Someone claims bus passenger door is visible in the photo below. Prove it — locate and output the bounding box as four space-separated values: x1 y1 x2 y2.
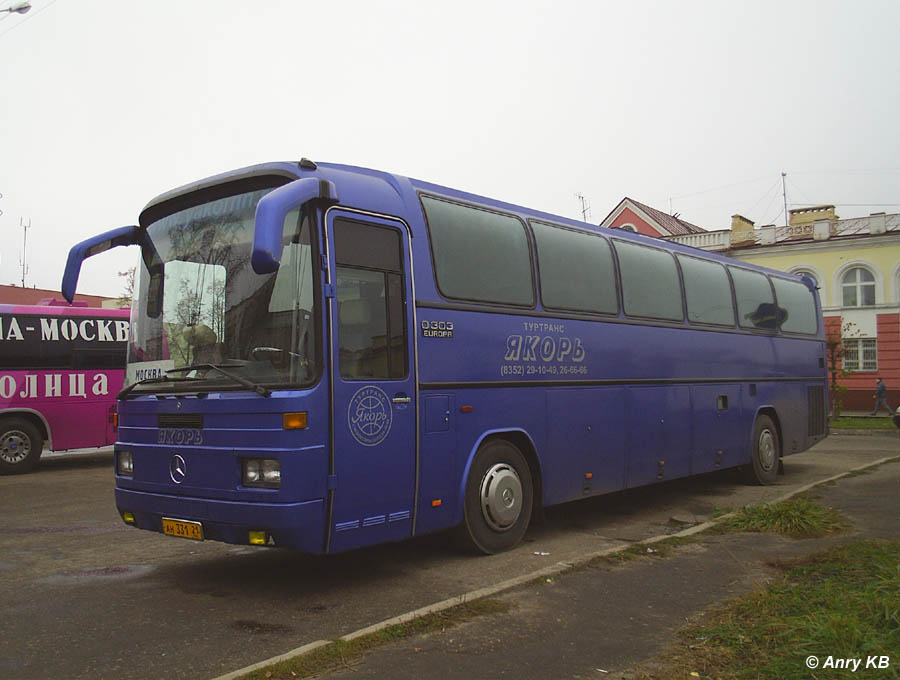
325 211 416 553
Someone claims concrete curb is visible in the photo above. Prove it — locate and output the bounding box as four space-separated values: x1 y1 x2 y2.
211 640 332 680
211 454 899 680
829 429 898 436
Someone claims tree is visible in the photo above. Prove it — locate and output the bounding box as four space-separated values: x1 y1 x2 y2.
116 267 135 307
825 320 859 416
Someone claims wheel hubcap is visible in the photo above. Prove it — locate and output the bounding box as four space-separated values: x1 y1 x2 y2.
758 429 776 472
0 431 31 464
480 463 522 532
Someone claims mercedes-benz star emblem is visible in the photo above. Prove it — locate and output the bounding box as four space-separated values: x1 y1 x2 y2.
169 454 187 484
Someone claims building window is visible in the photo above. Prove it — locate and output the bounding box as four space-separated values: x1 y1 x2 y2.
618 224 636 232
841 267 875 307
843 337 877 371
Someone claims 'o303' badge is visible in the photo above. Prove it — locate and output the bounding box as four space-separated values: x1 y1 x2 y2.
348 385 393 446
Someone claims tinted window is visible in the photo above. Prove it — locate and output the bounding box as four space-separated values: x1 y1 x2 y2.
614 240 683 321
772 278 818 334
677 255 735 326
422 196 533 306
0 313 128 370
532 221 617 314
334 220 407 381
335 218 401 271
729 267 779 330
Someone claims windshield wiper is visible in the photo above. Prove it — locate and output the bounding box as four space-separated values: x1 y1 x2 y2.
167 363 271 397
117 375 204 400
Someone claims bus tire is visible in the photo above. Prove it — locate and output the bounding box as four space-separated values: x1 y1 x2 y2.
0 417 43 475
745 414 780 485
460 439 533 554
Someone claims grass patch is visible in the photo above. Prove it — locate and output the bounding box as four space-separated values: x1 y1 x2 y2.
714 495 846 539
629 539 900 680
240 597 511 680
831 416 896 430
597 535 699 566
710 506 733 519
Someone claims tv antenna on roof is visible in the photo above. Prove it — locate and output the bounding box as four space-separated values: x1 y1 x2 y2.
575 192 591 223
19 217 30 288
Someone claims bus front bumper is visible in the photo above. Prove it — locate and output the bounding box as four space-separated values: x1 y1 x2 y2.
115 487 326 553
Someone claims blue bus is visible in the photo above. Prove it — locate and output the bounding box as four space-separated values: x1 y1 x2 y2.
63 160 828 554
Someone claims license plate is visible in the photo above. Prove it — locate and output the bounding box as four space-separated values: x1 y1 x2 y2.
162 517 204 541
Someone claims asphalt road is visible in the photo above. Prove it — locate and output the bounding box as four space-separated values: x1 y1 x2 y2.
1 434 896 680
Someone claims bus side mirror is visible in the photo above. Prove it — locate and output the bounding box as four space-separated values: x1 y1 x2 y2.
62 225 142 303
252 178 338 274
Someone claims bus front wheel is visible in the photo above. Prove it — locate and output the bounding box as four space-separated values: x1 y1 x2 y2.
745 414 780 485
0 417 43 475
460 439 533 554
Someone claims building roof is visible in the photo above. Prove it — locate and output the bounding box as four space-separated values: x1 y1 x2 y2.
0 285 117 307
600 197 706 236
665 210 900 253
625 197 706 235
738 212 900 249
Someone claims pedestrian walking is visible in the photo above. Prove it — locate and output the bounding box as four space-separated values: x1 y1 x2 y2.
871 377 892 415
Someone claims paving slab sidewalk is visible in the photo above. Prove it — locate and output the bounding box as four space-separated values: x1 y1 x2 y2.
317 458 900 680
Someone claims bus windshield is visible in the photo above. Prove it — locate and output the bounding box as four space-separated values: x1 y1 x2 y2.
126 187 319 393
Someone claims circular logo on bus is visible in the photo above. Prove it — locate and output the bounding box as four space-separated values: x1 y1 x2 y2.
348 385 393 447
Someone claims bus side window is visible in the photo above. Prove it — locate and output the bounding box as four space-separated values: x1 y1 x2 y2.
730 267 778 330
334 220 407 381
771 277 818 335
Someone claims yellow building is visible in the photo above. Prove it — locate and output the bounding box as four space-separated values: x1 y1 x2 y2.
666 207 900 412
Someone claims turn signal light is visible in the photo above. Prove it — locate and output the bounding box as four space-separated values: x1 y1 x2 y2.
249 531 267 545
283 412 307 430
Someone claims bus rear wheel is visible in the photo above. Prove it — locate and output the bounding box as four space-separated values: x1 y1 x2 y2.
0 417 43 475
745 414 780 485
460 439 533 554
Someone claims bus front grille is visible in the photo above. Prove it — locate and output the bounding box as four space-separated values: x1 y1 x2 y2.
158 414 203 429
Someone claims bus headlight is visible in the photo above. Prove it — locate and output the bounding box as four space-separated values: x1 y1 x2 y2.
117 450 133 477
243 458 281 488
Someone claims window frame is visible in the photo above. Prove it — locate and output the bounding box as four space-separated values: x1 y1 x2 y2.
419 193 537 309
333 218 409 382
841 266 876 308
843 337 878 372
611 238 686 323
728 265 781 332
529 219 620 317
675 253 737 328
770 275 820 336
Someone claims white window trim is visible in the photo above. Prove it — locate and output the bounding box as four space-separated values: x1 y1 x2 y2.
890 260 900 304
843 336 878 372
833 260 883 308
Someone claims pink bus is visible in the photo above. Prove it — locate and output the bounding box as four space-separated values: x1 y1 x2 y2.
0 301 129 474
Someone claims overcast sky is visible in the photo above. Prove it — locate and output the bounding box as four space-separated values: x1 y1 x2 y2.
1 0 898 297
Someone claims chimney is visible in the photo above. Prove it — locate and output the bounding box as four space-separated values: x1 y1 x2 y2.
870 212 887 235
789 205 838 226
731 214 755 243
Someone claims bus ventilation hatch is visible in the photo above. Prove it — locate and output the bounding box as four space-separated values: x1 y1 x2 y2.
807 386 825 437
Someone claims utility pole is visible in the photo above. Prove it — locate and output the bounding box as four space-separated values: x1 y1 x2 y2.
781 172 788 227
19 217 30 288
575 192 591 223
